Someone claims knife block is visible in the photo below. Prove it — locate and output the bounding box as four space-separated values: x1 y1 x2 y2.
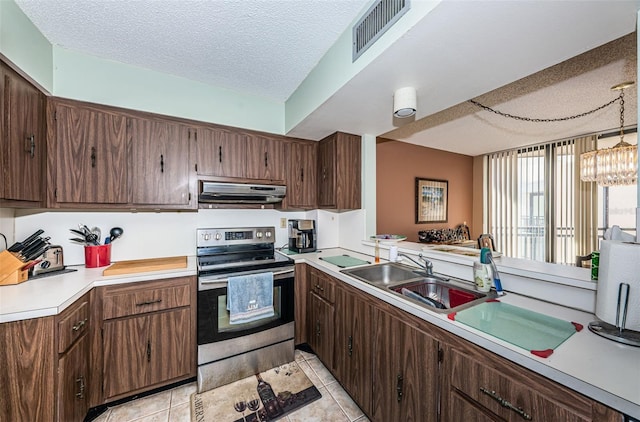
0 250 29 285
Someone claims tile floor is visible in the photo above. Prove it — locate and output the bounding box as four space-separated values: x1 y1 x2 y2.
93 349 369 422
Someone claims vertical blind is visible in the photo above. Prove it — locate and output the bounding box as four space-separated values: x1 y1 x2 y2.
486 135 597 264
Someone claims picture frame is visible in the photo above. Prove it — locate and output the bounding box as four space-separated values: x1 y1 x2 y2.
416 178 448 223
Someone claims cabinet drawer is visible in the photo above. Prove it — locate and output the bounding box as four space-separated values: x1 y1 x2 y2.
449 348 591 421
58 298 89 354
309 268 335 303
102 277 192 320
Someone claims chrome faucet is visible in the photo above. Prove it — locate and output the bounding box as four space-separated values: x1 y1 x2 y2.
397 253 449 281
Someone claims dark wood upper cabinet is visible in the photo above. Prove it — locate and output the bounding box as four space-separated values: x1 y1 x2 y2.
129 118 193 206
196 126 247 178
317 132 361 210
51 101 128 204
284 141 317 209
2 65 45 204
245 134 285 181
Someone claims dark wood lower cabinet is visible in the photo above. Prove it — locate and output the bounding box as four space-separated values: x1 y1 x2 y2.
334 284 372 415
102 308 192 399
58 334 90 422
0 316 56 422
371 307 439 422
308 291 335 370
99 276 196 402
295 265 624 422
440 331 623 422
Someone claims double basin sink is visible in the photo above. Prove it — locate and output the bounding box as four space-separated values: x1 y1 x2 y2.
341 262 497 313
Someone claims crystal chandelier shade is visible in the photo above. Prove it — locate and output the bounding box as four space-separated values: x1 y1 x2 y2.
579 82 637 187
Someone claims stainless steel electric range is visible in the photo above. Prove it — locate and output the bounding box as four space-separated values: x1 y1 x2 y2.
196 227 295 393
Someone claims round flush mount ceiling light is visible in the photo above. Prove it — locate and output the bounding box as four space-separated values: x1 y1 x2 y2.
393 87 417 118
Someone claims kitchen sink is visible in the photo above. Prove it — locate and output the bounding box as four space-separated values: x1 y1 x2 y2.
341 262 497 313
389 279 494 313
341 262 421 286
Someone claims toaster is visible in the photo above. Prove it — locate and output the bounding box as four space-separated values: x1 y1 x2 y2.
33 245 65 275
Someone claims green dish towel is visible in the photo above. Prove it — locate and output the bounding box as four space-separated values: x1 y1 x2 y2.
319 255 370 268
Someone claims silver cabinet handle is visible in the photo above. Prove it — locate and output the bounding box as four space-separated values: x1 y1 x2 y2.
25 134 35 158
136 298 162 307
72 319 87 331
480 387 532 420
75 376 85 399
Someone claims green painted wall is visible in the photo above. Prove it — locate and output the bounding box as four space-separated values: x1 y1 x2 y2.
53 47 285 134
0 0 53 91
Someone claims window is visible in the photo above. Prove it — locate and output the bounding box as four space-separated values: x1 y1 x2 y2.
485 132 636 265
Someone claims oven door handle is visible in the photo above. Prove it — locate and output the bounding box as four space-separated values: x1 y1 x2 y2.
199 267 295 287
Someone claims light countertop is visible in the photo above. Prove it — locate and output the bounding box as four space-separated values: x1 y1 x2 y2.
289 247 640 419
0 256 197 323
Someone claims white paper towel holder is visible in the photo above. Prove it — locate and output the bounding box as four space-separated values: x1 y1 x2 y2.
589 282 640 347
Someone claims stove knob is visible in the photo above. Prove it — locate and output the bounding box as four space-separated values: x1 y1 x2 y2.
215 232 222 240
265 231 272 238
203 233 211 241
256 231 263 239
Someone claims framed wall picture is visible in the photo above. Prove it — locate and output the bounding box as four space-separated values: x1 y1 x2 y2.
416 178 448 223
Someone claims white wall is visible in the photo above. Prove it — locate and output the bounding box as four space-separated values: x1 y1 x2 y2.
12 209 315 265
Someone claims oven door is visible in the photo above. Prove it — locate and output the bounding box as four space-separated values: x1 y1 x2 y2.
197 267 295 345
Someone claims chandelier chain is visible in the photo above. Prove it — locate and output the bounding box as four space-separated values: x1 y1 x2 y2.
468 95 621 123
619 89 625 142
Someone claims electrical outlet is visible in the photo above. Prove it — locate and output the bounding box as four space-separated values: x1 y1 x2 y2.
280 218 287 228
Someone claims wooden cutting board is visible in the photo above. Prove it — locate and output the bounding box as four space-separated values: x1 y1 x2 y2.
102 256 188 276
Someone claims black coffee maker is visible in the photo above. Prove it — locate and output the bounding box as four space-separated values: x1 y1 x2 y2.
288 219 317 253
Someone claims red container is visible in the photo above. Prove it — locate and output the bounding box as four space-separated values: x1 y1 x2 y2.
84 244 111 268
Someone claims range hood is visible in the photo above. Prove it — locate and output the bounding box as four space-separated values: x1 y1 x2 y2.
198 181 286 204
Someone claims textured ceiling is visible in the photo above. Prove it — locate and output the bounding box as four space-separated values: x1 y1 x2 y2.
383 32 638 156
14 0 370 101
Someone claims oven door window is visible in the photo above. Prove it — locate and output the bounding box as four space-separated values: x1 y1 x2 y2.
197 277 294 345
217 287 281 333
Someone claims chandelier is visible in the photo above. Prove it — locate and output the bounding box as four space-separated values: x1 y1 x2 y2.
579 82 637 186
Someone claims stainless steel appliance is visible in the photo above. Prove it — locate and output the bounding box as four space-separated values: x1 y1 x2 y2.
198 181 286 204
196 227 295 393
32 245 65 275
288 219 316 253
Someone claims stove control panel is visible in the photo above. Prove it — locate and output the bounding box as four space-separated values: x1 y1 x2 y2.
197 227 276 247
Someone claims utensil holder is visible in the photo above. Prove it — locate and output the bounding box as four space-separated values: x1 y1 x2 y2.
84 244 111 268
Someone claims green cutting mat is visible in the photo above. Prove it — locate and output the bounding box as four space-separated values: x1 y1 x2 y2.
452 301 580 356
319 255 371 268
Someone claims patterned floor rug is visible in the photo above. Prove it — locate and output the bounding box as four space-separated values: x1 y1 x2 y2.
191 361 321 421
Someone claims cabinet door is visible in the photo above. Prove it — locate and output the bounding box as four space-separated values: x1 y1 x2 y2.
58 334 90 422
308 291 335 370
334 286 372 414
102 309 194 400
4 70 44 202
102 316 150 399
196 126 247 177
317 135 336 207
372 308 439 422
54 102 128 203
130 118 191 205
147 308 193 386
0 317 55 422
286 142 317 208
246 135 284 181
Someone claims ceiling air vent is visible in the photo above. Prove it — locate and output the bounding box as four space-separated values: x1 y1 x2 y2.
352 0 410 62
